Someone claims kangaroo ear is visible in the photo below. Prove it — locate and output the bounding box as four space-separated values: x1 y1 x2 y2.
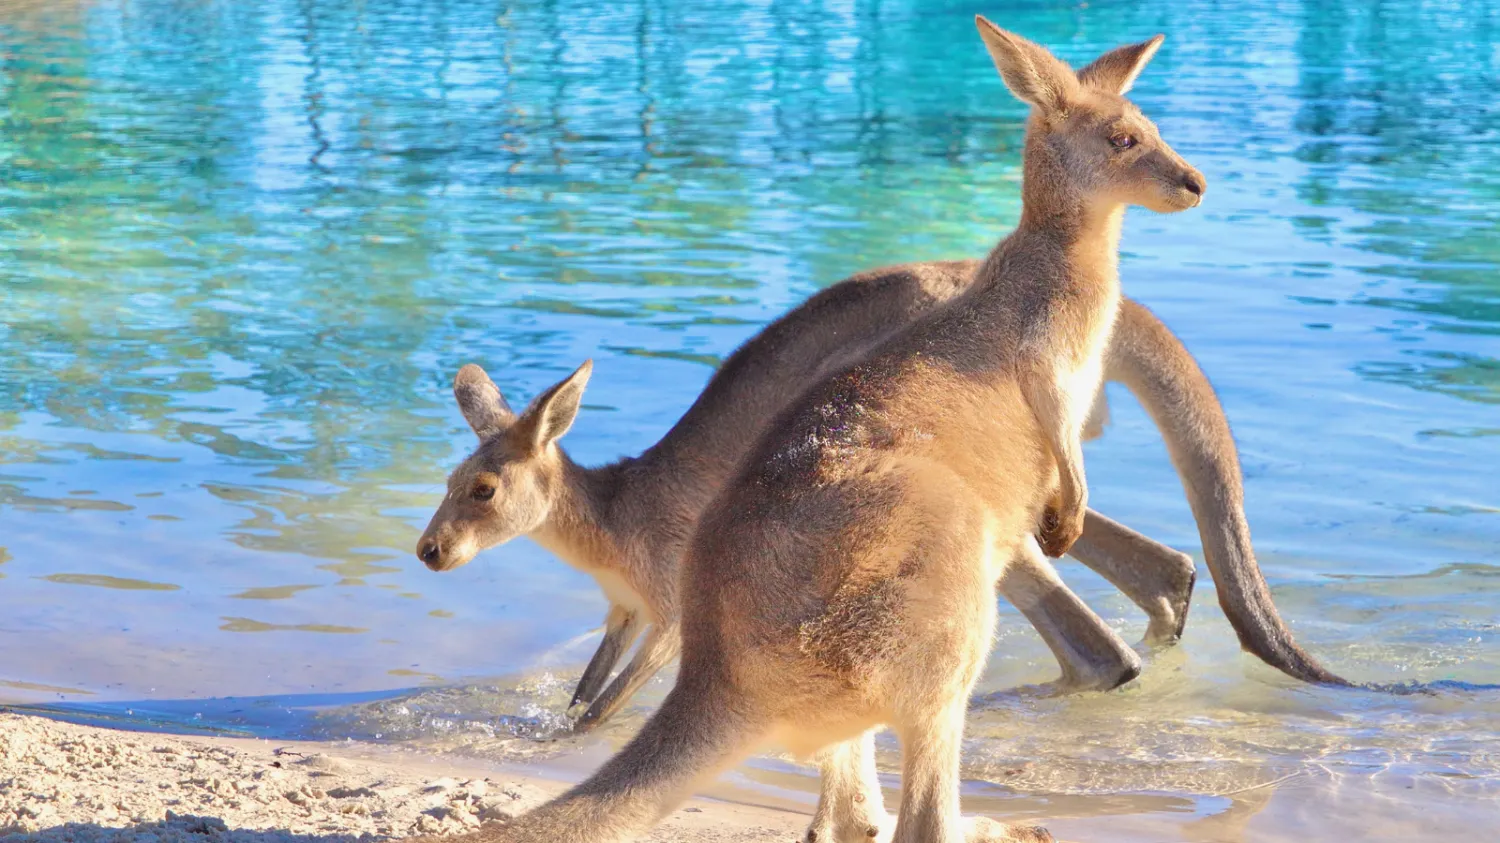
1077 35 1164 95
511 360 593 453
454 363 515 438
975 16 1079 115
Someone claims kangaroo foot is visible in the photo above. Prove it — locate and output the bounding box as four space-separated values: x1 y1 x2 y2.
1141 557 1196 648
1010 566 1144 696
1035 649 1142 696
964 816 1054 843
804 809 893 843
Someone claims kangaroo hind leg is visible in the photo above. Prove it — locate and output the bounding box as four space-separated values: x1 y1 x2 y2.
999 535 1141 692
805 729 892 843
888 698 1052 843
1069 509 1196 646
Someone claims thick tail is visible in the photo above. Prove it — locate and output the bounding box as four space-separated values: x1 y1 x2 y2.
1111 300 1351 686
465 668 759 843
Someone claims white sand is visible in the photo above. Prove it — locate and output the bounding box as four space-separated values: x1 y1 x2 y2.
0 712 801 842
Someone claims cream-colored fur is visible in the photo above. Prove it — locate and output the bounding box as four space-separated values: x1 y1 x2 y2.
416 19 1207 843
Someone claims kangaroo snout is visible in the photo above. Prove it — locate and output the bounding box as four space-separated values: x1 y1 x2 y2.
1151 157 1206 212
1181 169 1205 199
417 537 444 570
416 524 475 572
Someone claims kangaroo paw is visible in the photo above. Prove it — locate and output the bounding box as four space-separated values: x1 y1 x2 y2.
804 810 893 843
1035 505 1085 559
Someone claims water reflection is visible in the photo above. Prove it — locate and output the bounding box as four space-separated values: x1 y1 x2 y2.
38 573 181 591
218 617 368 635
1290 0 1500 405
228 584 320 600
0 680 93 696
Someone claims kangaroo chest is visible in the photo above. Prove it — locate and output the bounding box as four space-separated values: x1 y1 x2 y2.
532 529 659 621
1058 289 1120 425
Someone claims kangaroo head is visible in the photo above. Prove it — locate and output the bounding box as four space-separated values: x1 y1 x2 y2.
416 360 592 572
976 17 1204 215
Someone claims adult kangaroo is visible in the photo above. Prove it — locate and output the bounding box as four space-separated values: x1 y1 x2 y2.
420 20 1222 843
416 38 1343 729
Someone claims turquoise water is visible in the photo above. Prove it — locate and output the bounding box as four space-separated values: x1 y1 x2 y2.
1 0 1497 838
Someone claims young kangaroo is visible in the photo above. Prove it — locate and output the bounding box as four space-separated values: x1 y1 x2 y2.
422 20 1204 843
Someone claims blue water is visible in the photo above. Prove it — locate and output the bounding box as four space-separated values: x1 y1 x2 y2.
1 0 1497 838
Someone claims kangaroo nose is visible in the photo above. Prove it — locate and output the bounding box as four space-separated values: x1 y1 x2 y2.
1183 171 1205 197
418 539 442 568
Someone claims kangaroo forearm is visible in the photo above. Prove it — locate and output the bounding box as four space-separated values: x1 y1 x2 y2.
1019 369 1086 506
576 625 683 731
807 731 890 842
570 607 643 710
1020 365 1091 559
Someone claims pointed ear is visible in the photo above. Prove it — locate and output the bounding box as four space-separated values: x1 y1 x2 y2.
1077 35 1164 95
454 363 515 438
511 360 593 453
975 16 1079 115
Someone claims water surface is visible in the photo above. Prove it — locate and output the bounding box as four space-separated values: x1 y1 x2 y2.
1 0 1497 839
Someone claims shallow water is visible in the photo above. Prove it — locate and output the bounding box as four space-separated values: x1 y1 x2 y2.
1 0 1497 837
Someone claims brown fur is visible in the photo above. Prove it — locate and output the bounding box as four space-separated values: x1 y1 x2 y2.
418 20 1210 843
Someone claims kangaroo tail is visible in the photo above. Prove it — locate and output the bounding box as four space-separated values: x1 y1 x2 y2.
462 668 760 843
1113 305 1500 695
1111 300 1352 687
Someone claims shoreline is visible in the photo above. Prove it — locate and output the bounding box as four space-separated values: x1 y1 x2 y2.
6 705 1495 842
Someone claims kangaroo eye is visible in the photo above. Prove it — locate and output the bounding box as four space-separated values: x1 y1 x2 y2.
1109 133 1137 150
472 484 496 502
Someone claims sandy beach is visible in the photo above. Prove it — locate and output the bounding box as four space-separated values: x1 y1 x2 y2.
0 711 801 842
5 699 1499 843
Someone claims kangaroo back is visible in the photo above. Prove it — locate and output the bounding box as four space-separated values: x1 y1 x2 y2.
633 261 974 503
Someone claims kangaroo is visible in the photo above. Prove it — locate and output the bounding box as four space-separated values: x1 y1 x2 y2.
419 21 1204 843
421 290 1348 843
420 259 1349 718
